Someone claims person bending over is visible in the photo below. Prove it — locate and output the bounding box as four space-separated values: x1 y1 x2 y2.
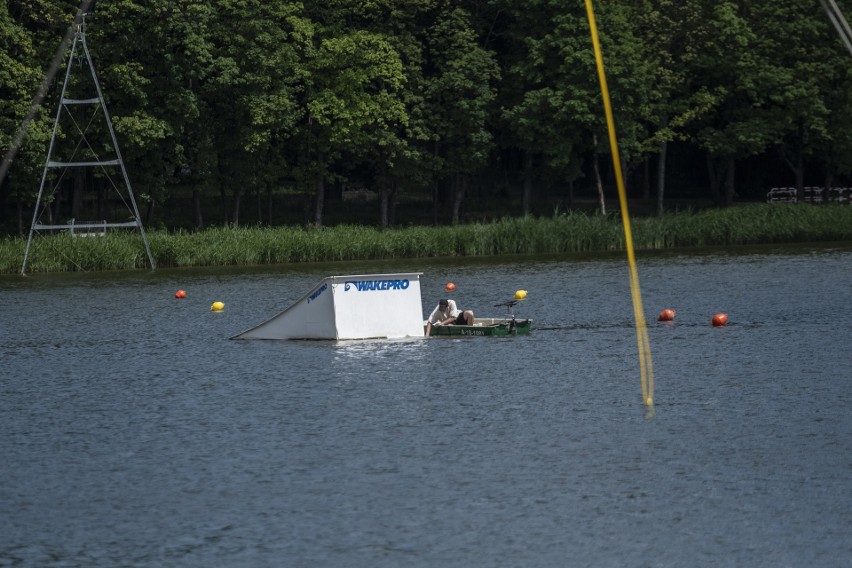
425 298 474 336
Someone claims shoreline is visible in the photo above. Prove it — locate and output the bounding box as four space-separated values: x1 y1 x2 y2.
2 204 851 274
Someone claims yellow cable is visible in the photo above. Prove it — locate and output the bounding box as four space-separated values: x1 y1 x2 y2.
585 0 655 407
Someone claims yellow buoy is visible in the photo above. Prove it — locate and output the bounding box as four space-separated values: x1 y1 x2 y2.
211 301 225 311
514 290 527 300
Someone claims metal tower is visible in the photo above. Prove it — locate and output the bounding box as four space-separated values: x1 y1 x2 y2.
21 15 155 274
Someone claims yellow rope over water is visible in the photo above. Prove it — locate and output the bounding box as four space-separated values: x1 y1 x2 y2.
585 0 655 407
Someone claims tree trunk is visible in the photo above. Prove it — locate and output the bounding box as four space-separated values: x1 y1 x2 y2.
432 141 440 225
432 181 439 225
192 188 204 230
643 157 651 201
621 156 631 197
256 188 262 224
522 151 533 215
314 170 325 227
656 140 667 217
378 160 390 228
380 187 390 228
53 182 63 222
145 198 156 226
567 179 574 208
17 197 24 235
71 169 84 220
218 181 229 226
266 182 273 224
706 154 722 207
778 123 806 202
592 134 606 215
793 153 804 201
389 181 398 226
97 178 106 220
451 174 466 225
824 168 834 204
724 158 736 207
231 191 241 228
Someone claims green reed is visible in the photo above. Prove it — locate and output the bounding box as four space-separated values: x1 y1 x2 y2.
2 204 850 274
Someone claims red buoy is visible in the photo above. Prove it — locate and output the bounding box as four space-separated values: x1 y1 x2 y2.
445 282 456 291
712 313 728 327
175 289 187 299
658 309 676 322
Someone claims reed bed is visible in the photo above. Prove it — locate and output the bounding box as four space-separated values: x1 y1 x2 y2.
2 203 850 274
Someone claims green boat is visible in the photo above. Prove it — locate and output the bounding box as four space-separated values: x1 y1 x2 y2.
426 317 532 337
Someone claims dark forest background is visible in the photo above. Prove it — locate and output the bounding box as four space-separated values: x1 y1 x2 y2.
2 0 852 234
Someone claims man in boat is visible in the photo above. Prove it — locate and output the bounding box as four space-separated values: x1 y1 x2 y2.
425 298 474 336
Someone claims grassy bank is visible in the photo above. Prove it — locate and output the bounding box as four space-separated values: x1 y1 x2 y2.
2 204 851 274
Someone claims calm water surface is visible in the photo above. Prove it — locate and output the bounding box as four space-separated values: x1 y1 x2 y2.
1 245 851 567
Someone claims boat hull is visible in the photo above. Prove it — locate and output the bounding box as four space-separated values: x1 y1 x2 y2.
426 318 532 337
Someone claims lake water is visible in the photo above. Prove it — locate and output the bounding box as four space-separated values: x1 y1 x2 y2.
1 244 851 567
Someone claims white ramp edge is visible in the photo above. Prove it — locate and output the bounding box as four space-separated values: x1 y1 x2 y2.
231 273 424 340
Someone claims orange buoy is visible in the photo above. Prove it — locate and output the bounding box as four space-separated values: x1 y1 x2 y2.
175 289 186 299
712 313 728 327
445 282 456 291
658 309 676 322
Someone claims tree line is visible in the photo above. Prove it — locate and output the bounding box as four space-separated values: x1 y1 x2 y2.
2 0 852 234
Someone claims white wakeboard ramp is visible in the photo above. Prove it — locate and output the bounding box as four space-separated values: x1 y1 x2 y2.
231 273 424 340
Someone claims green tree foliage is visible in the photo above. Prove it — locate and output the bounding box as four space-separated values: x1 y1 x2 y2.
631 0 724 213
494 0 596 214
3 0 852 234
0 1 74 232
423 1 499 224
202 0 305 227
